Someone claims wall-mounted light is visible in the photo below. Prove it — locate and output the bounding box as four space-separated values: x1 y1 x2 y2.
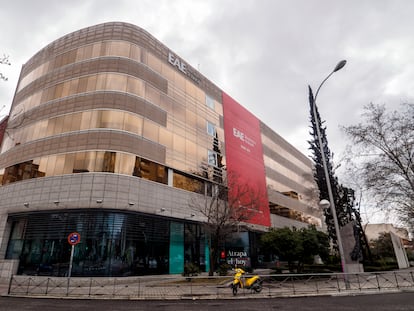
128 202 135 206
160 208 166 212
53 200 60 205
190 213 195 217
23 202 29 208
96 199 103 204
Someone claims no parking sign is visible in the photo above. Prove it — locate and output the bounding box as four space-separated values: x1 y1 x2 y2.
67 232 81 245
67 232 81 279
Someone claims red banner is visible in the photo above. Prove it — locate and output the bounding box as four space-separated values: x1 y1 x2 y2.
222 92 270 226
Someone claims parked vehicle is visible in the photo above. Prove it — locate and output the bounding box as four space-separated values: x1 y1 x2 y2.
231 267 263 295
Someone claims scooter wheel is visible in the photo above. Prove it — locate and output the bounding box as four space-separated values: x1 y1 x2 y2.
253 281 263 293
232 284 238 296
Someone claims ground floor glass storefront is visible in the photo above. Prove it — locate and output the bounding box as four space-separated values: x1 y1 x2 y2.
5 210 208 277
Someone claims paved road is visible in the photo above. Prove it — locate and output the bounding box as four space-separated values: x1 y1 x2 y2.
0 292 413 311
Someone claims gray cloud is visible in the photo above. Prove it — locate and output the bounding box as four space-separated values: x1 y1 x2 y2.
1 1 413 220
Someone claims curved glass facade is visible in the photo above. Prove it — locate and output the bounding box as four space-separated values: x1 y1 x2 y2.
1 152 169 185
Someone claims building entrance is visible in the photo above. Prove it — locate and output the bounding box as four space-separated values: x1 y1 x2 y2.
5 210 207 277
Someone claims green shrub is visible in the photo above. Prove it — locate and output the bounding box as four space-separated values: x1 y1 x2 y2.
218 263 232 276
182 263 199 277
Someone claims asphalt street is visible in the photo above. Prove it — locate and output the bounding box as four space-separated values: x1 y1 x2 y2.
0 292 413 311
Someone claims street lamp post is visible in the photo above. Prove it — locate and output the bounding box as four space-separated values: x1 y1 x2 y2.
308 60 348 280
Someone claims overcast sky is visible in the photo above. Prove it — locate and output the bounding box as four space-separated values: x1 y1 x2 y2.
1 0 413 223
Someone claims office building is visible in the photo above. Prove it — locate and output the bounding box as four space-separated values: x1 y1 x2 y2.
0 22 322 279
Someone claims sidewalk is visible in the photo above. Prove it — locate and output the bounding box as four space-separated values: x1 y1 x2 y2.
0 283 9 296
2 268 414 300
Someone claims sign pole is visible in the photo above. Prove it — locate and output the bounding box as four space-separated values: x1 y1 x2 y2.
66 232 81 296
68 244 75 278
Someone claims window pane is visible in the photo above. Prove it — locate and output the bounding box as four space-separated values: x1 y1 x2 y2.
77 76 88 93
185 81 196 97
101 110 124 129
85 151 97 173
207 150 217 167
186 110 197 129
62 114 74 133
36 121 48 139
53 83 63 99
96 73 107 90
143 119 159 142
61 81 71 97
73 152 88 173
80 111 93 130
71 113 81 131
69 79 79 96
95 151 105 172
38 157 48 176
46 155 56 176
207 121 215 136
147 53 162 73
109 41 131 58
92 42 102 58
124 113 142 135
173 171 204 194
54 154 65 175
206 95 215 110
86 75 97 92
126 77 144 96
161 63 175 83
130 44 141 62
83 44 93 60
106 74 127 92
174 72 185 90
63 153 75 174
173 134 185 153
115 153 134 175
145 84 161 106
158 127 172 148
186 140 197 160
102 151 116 173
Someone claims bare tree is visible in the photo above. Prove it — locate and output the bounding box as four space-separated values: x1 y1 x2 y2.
190 172 264 276
342 103 414 230
1 54 11 81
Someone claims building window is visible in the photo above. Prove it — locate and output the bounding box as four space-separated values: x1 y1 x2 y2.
206 121 216 136
206 95 215 110
173 171 204 194
0 152 168 186
207 150 218 167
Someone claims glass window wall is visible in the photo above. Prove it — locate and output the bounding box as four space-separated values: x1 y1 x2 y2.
173 171 204 194
0 151 168 185
2 110 146 153
269 203 322 227
17 40 142 92
8 46 225 199
11 73 145 119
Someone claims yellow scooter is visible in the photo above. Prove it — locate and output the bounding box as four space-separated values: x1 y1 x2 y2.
231 267 263 295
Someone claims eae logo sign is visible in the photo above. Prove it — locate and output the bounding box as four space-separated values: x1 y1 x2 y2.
222 92 271 227
168 52 201 84
168 52 187 74
232 127 256 153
